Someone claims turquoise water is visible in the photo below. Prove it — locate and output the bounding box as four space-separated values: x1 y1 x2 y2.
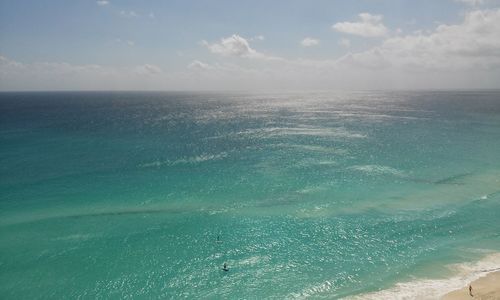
1 91 500 299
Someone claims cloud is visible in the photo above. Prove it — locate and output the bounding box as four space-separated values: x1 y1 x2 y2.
333 13 388 37
96 0 109 6
188 60 212 70
337 49 390 70
342 8 500 70
0 55 165 90
113 38 135 46
120 10 139 18
135 64 162 75
338 38 351 48
250 35 265 41
202 34 260 57
455 0 486 5
202 34 284 61
301 38 320 47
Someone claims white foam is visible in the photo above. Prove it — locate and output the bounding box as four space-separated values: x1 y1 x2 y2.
290 159 337 169
348 165 405 177
296 185 329 194
289 280 335 299
345 252 500 300
282 143 348 155
139 152 228 168
236 255 270 267
236 126 367 139
52 234 96 241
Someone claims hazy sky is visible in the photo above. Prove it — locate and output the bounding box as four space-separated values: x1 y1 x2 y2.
1 0 500 91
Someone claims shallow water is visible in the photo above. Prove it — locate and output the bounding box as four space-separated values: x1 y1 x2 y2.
1 91 500 298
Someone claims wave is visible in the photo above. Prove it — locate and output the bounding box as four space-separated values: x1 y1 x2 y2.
52 234 97 241
273 126 367 139
337 112 428 121
345 252 500 300
274 143 348 155
236 255 271 267
139 152 228 168
296 185 329 194
348 165 405 177
289 280 336 299
205 126 367 141
292 159 339 170
225 126 367 139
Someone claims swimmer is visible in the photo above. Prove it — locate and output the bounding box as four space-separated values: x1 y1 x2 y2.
222 263 229 272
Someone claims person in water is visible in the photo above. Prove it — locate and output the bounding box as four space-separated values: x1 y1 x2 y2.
222 263 229 271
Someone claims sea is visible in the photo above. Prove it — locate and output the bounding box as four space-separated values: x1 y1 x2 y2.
1 91 499 299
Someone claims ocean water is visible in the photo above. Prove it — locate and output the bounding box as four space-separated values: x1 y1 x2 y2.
1 91 499 299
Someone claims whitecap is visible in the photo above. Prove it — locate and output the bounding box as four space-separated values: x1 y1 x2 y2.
52 234 96 241
139 152 228 168
236 255 271 267
296 185 328 194
289 280 336 299
348 165 405 177
234 126 367 139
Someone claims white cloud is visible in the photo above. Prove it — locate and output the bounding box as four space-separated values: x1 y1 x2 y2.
333 13 388 37
120 10 139 18
0 55 166 90
188 60 212 70
202 34 285 61
301 38 320 47
135 64 162 75
113 38 135 47
338 38 351 48
202 34 259 57
337 49 390 70
96 0 109 6
342 8 500 70
250 35 265 41
455 0 486 6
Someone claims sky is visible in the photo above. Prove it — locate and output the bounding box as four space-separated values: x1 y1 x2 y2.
1 0 500 91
